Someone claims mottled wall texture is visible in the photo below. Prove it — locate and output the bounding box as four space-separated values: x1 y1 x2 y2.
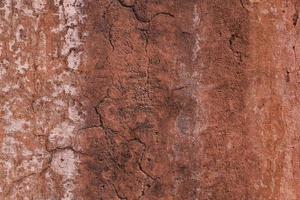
0 0 299 199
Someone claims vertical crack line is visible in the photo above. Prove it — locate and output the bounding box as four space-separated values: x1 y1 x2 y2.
239 0 249 12
240 0 245 9
285 68 290 82
229 33 243 63
293 1 299 27
293 12 299 26
293 45 297 70
108 26 115 51
137 140 156 181
103 1 115 51
111 182 128 200
94 91 110 130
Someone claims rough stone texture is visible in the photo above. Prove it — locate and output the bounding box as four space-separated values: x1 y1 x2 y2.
0 0 299 199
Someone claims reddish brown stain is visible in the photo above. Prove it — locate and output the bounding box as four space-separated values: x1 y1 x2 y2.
1 0 300 199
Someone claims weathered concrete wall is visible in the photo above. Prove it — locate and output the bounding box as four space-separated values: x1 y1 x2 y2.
0 0 299 199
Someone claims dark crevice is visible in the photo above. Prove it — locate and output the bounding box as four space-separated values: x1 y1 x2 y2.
292 45 300 73
128 138 157 199
293 45 297 65
293 12 298 26
111 182 128 200
285 68 290 82
103 1 115 51
116 0 174 23
108 26 115 50
172 86 188 91
134 139 156 181
117 0 136 8
150 12 175 21
229 33 243 63
78 125 101 131
239 0 250 12
239 0 245 9
46 144 90 156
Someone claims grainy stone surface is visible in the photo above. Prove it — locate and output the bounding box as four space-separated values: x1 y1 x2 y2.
0 0 299 199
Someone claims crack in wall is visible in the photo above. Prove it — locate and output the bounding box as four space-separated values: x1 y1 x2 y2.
116 0 174 23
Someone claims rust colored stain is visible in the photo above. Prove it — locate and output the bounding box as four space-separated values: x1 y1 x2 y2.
0 0 299 199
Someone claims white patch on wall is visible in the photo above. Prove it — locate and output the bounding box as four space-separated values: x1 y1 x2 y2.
48 122 75 148
54 99 66 107
51 150 78 200
1 136 18 156
32 0 47 13
51 5 65 33
1 136 17 182
175 61 208 138
9 40 15 52
51 150 77 178
1 0 12 21
36 31 47 70
67 50 82 70
68 104 83 123
193 5 200 28
14 0 33 17
62 27 82 70
193 34 201 61
15 57 29 74
1 83 20 92
0 64 7 79
0 0 85 198
192 5 201 61
5 119 31 133
52 83 77 97
63 0 85 25
1 137 47 185
275 22 285 32
45 171 56 196
260 9 269 15
2 103 31 134
15 24 24 42
19 153 45 173
54 0 86 70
